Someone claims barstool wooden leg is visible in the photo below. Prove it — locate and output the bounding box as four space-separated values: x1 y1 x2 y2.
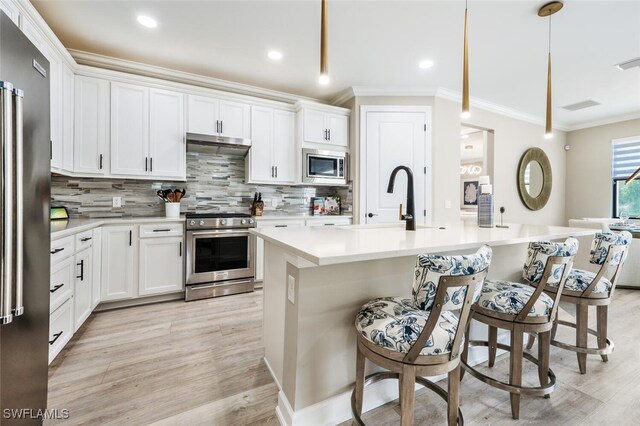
597 305 609 362
399 365 416 426
526 333 536 350
538 331 550 399
576 303 589 374
398 372 403 408
354 345 366 416
448 365 460 426
509 326 524 420
488 326 498 368
551 318 558 341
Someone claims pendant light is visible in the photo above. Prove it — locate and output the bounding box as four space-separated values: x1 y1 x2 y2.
319 0 329 85
461 0 470 119
538 1 563 139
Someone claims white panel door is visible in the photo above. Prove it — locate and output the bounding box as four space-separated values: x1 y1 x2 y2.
139 237 184 296
364 111 428 224
91 228 102 309
101 226 137 301
74 76 109 174
273 110 295 183
219 99 250 139
149 88 185 179
61 65 74 172
46 49 62 169
326 114 349 147
111 82 149 176
303 109 327 144
248 106 274 182
74 247 93 331
187 95 218 134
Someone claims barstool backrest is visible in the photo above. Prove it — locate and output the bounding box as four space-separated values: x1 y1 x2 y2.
589 231 632 266
522 238 579 285
413 245 492 312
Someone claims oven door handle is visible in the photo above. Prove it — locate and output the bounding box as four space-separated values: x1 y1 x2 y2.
189 230 253 237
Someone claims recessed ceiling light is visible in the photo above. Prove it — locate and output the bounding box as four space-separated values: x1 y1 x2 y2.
137 15 157 28
268 50 283 61
465 145 474 150
318 74 330 85
418 60 434 69
461 134 469 139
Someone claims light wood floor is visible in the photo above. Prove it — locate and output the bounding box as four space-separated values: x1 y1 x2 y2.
46 289 640 425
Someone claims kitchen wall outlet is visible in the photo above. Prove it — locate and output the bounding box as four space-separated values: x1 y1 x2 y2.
445 199 452 209
287 275 295 304
112 197 122 208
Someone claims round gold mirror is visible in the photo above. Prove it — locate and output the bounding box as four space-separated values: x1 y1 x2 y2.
518 148 552 211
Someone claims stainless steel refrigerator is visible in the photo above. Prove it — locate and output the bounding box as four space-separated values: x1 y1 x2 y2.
1 10 51 425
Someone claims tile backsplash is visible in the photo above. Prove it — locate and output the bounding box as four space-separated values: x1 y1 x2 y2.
51 151 352 218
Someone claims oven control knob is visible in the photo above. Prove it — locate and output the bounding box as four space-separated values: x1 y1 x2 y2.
220 219 227 225
241 219 247 225
189 220 196 226
249 219 254 224
199 220 205 226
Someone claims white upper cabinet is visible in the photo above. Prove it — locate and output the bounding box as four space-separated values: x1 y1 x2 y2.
149 88 185 179
187 95 250 139
246 106 295 184
74 76 109 174
298 104 350 148
46 48 62 169
0 0 20 25
110 82 150 176
61 65 74 172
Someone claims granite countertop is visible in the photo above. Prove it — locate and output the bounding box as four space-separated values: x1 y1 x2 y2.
251 222 596 266
51 216 185 239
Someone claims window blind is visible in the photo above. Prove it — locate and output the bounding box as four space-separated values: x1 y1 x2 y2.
612 138 640 179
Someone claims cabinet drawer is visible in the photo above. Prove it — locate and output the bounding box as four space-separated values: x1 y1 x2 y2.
50 235 74 265
50 256 74 313
75 230 94 251
306 218 352 227
256 219 306 229
139 223 184 238
49 298 73 364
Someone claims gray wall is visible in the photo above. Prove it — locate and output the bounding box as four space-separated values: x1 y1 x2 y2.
565 118 640 220
52 151 351 218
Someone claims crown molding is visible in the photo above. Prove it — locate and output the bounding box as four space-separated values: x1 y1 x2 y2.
564 111 640 132
68 49 323 105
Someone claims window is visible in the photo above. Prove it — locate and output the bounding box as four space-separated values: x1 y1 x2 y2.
612 137 640 219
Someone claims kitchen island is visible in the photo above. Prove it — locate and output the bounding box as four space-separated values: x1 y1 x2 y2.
252 222 596 426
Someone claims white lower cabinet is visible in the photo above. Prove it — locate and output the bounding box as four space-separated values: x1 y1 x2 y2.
50 256 74 313
101 226 138 301
91 228 102 309
48 298 73 364
139 236 184 296
74 247 93 332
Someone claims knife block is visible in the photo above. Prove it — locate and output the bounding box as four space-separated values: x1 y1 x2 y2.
251 201 264 216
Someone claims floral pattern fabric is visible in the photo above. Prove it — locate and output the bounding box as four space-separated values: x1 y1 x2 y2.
589 231 632 266
551 268 612 294
478 280 554 317
522 238 578 285
413 245 492 311
355 297 460 355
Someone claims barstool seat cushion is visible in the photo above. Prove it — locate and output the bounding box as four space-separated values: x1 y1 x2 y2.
477 280 554 317
356 297 460 356
555 268 612 294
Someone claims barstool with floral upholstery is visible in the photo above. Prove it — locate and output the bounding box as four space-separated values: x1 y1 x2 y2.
351 246 492 426
460 238 578 420
534 231 632 374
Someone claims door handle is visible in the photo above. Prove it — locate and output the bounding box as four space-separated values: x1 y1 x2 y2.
0 82 14 324
328 129 331 141
49 331 63 345
99 153 103 170
13 87 24 317
77 260 84 281
150 157 153 172
129 230 132 246
145 157 148 172
50 248 64 255
367 213 378 218
50 284 64 293
220 121 223 134
179 241 182 257
275 166 278 178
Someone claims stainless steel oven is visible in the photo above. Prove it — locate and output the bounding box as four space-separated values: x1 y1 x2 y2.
302 148 348 185
185 213 256 301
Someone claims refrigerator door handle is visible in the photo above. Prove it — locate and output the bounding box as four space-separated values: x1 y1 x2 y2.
12 88 24 317
0 81 14 325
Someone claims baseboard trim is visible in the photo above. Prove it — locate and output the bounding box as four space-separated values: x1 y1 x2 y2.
263 357 282 391
94 292 184 311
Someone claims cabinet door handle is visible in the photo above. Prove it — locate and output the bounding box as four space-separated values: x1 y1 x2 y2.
179 242 182 257
99 154 103 170
275 225 287 228
323 223 335 226
129 230 132 246
220 121 223 134
49 331 63 345
145 157 148 172
275 166 278 178
50 140 52 160
50 284 64 293
271 166 274 178
216 120 220 133
77 260 84 281
328 129 331 141
150 157 153 172
50 248 64 255
152 229 171 232
80 237 92 242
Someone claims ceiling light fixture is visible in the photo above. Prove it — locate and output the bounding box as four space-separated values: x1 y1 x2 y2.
538 1 563 140
419 60 434 69
461 0 470 119
319 0 329 85
137 15 157 28
461 134 469 139
268 50 283 61
465 145 474 150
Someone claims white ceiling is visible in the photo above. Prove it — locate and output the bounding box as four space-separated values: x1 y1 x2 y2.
32 0 640 128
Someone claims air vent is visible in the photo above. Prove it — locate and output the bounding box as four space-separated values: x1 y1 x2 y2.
616 57 640 71
561 99 601 111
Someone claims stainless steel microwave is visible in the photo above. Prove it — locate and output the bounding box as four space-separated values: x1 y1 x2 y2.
302 149 348 185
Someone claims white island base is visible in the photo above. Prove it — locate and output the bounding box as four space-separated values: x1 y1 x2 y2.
254 223 595 426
